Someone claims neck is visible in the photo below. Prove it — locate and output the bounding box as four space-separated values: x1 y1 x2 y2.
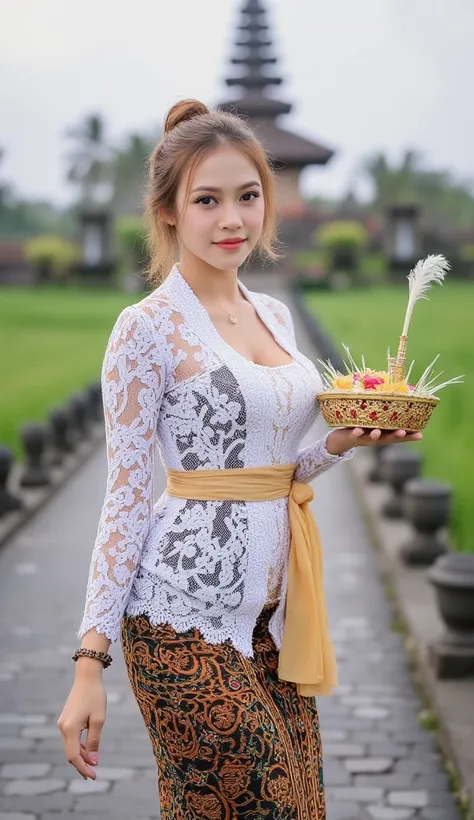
178 252 240 304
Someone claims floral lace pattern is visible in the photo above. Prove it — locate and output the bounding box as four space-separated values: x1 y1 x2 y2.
78 266 354 653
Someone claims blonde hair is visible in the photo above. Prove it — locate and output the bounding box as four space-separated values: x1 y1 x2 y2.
145 98 280 284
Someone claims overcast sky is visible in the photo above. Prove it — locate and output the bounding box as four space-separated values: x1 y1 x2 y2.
1 0 472 205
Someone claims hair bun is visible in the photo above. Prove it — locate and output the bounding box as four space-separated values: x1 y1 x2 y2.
164 99 210 136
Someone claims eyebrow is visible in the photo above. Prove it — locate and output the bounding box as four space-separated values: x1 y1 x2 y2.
191 181 261 194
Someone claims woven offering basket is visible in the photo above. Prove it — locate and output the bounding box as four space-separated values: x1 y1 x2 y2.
315 256 462 432
317 391 439 432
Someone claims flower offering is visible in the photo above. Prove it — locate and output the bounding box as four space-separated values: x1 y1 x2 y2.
316 255 464 432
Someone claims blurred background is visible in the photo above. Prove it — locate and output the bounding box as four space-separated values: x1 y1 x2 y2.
1 4 474 816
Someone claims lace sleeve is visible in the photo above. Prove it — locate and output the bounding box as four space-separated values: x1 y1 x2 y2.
77 306 165 642
295 430 355 483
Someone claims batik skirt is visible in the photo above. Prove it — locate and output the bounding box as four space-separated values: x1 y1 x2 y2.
121 604 325 820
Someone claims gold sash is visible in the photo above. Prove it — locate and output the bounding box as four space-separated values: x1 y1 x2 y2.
166 465 337 696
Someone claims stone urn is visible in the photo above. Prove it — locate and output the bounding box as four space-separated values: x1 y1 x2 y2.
0 446 23 516
400 479 450 566
380 448 422 518
428 553 474 679
367 446 386 483
19 423 51 488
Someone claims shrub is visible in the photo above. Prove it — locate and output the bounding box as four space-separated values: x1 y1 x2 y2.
459 243 474 262
316 220 369 273
116 216 149 270
24 235 80 280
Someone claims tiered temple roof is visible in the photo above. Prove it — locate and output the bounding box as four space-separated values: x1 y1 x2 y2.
218 0 333 169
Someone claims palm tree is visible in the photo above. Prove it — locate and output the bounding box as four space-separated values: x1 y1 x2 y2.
110 132 156 216
361 149 423 208
65 114 113 205
361 149 474 232
0 146 10 214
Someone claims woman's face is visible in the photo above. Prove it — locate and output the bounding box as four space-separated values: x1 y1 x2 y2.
174 144 265 272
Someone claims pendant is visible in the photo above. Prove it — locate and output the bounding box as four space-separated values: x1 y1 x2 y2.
229 314 237 325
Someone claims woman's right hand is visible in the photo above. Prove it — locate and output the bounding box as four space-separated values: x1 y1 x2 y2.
57 672 107 780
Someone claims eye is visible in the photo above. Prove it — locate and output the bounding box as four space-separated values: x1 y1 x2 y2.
241 191 260 201
195 195 216 206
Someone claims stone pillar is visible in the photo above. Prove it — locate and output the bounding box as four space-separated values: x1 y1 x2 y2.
76 209 115 284
385 205 421 278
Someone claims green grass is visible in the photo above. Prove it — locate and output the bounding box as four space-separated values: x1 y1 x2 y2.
1 286 139 458
305 281 474 551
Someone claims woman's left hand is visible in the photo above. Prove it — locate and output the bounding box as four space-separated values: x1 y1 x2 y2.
326 427 422 456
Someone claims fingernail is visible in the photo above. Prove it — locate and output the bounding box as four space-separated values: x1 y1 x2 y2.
91 755 99 765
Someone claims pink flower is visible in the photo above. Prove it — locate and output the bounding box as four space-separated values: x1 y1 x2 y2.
362 375 385 390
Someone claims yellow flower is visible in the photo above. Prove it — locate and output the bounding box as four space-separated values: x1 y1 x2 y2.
333 374 353 390
392 381 410 393
374 380 410 394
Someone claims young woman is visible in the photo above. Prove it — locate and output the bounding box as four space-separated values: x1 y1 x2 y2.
58 99 422 819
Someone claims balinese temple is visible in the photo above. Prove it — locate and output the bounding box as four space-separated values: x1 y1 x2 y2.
218 0 334 223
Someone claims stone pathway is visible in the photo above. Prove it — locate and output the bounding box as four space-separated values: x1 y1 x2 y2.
0 279 461 819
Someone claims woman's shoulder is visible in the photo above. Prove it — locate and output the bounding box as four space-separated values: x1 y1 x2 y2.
248 289 294 332
115 281 178 328
105 283 176 352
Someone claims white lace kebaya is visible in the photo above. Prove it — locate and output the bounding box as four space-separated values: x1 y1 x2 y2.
78 265 354 657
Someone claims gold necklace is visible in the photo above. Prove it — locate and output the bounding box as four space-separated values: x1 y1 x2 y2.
185 275 243 325
206 298 243 325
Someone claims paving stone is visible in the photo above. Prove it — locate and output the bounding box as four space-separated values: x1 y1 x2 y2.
355 732 396 745
0 792 75 813
0 728 19 739
74 795 160 815
0 716 46 727
319 759 351 786
68 777 111 794
89 766 135 781
341 694 378 707
0 740 34 752
322 729 348 742
413 772 450 791
354 707 391 720
418 809 461 820
0 814 37 819
19 727 58 740
327 786 385 804
344 757 393 774
355 774 415 790
0 764 50 779
324 743 366 758
423 790 460 809
367 807 415 820
2 778 65 796
396 758 444 776
330 804 368 820
387 790 428 809
111 779 159 799
367 743 408 759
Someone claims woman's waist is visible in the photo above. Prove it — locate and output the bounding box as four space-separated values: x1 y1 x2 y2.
131 564 283 609
142 500 290 576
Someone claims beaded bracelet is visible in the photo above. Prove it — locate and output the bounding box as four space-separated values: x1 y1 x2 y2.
72 648 113 669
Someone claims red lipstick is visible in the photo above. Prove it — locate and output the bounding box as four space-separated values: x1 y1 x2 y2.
215 238 246 250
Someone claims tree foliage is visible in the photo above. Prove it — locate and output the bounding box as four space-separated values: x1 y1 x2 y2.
361 149 474 230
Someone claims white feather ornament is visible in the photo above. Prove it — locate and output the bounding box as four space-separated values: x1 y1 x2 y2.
393 254 450 380
402 254 450 337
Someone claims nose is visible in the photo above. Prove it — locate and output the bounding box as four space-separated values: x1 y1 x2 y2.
218 201 243 232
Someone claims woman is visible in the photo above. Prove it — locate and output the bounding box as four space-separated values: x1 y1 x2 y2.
58 99 422 819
